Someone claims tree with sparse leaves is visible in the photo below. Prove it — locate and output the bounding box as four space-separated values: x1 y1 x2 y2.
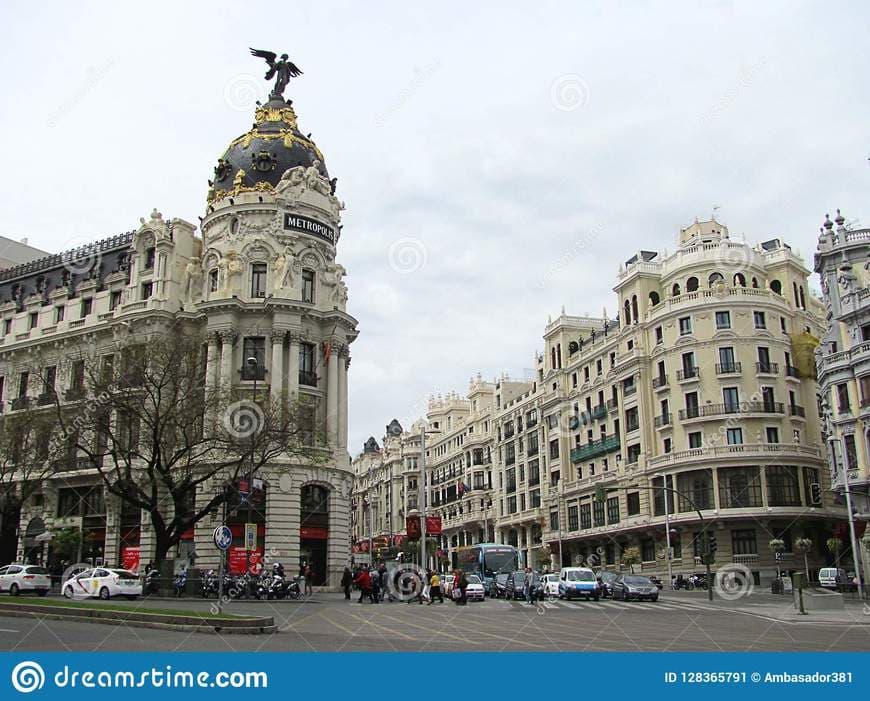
36 327 324 564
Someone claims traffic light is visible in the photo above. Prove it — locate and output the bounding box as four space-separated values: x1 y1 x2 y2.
810 482 822 506
707 532 717 554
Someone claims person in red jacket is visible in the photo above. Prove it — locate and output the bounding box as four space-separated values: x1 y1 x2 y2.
354 566 373 603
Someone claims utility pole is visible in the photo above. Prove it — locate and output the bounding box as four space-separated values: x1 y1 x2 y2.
420 427 427 572
659 473 674 588
244 356 259 592
831 437 865 600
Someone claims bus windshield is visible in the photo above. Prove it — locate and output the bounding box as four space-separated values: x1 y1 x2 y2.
483 548 518 576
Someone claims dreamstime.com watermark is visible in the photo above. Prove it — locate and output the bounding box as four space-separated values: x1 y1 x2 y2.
10 661 267 693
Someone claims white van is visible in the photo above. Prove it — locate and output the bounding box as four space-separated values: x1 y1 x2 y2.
558 566 600 601
818 567 848 589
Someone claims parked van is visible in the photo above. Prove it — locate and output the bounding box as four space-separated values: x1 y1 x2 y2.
818 567 849 589
558 567 600 601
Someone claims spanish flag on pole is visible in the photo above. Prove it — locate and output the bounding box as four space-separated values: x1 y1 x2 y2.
322 340 332 363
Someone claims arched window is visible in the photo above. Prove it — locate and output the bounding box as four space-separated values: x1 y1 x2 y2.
770 279 782 295
751 277 759 289
686 277 699 292
672 283 681 297
623 300 631 325
799 286 806 309
708 272 724 287
649 291 660 306
733 273 746 287
631 295 639 323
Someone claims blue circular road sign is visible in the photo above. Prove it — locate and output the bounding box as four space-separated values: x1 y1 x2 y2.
213 525 232 551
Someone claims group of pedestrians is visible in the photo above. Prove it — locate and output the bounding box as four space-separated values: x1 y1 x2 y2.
345 564 471 606
345 563 396 603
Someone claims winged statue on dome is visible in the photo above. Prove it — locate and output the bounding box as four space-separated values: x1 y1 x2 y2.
249 48 303 100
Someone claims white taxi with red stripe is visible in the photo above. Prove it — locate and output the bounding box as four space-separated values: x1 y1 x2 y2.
62 567 142 600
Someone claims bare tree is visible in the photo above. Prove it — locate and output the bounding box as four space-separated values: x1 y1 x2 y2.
43 328 323 564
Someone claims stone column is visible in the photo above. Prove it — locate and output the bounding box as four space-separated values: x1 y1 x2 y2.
287 333 300 398
337 352 349 461
204 333 220 428
327 340 339 447
218 330 237 390
270 330 285 403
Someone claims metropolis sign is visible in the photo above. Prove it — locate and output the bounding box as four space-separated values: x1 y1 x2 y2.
283 213 335 244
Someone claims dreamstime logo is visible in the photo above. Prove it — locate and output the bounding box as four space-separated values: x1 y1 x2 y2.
387 238 428 275
60 236 102 278
550 74 591 112
714 563 754 601
387 563 426 602
223 73 269 112
222 400 264 439
712 239 754 279
11 661 45 694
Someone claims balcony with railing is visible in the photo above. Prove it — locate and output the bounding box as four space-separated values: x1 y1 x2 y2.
652 375 668 390
570 435 621 463
648 442 821 469
715 362 741 375
606 398 618 410
676 367 700 381
789 404 806 418
299 370 318 387
785 365 801 379
678 401 784 420
755 361 779 375
623 383 637 396
654 413 672 428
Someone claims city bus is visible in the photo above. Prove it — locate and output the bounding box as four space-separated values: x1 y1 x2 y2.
455 544 519 594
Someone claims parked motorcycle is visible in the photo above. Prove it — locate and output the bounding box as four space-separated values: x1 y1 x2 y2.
172 568 188 597
201 570 220 598
144 568 161 596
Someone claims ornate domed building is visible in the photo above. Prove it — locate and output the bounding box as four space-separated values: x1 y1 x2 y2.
0 54 358 587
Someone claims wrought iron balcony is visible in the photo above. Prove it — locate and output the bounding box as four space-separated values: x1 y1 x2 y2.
715 362 742 374
676 367 700 381
755 362 779 375
570 435 620 463
298 370 318 387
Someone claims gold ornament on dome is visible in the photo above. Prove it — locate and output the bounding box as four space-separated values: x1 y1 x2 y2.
255 105 298 128
207 179 275 204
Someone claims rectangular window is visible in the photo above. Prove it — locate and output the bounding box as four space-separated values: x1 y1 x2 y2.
593 499 605 527
606 496 620 524
766 426 780 444
209 269 219 292
549 439 559 460
18 372 29 399
726 427 743 445
81 298 93 317
844 434 858 471
655 326 663 344
715 311 731 329
70 360 85 392
507 496 517 514
3 319 11 335
530 490 541 508
836 384 850 413
241 337 266 379
580 503 592 529
55 306 65 323
731 528 758 555
299 342 316 386
141 282 153 300
251 263 267 298
144 247 156 270
549 510 559 531
675 470 713 511
302 269 315 303
627 492 640 516
688 431 702 449
718 466 762 508
625 406 639 432
753 311 766 329
679 316 692 335
718 346 736 372
109 290 123 310
28 312 38 330
723 387 739 412
568 505 579 531
767 465 801 506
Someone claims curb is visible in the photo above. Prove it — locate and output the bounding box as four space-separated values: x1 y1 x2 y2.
0 603 276 635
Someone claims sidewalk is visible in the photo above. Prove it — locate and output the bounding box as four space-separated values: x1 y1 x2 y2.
732 600 870 624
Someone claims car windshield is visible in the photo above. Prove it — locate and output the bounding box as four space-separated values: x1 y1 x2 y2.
599 571 617 582
623 576 651 585
496 574 508 583
24 567 49 575
567 570 595 582
466 575 481 584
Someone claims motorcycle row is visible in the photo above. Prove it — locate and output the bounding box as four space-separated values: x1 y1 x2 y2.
672 573 709 591
142 564 302 600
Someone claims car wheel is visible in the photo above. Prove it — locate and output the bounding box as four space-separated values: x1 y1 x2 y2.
99 587 111 600
9 584 19 596
63 587 73 599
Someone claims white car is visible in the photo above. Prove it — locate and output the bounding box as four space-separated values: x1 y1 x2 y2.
62 567 142 600
0 564 51 596
465 574 486 601
541 573 560 598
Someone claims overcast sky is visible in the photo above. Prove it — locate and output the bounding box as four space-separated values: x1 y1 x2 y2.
1 1 868 456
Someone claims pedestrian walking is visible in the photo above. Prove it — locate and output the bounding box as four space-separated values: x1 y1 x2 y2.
379 564 393 602
370 567 381 603
428 571 443 604
524 567 534 604
354 566 372 603
341 567 353 600
453 569 468 606
304 564 314 597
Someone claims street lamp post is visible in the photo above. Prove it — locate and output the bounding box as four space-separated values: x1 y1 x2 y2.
420 427 427 572
830 437 865 600
244 356 259 590
658 473 674 588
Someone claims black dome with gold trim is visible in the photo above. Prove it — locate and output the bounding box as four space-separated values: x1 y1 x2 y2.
208 99 327 203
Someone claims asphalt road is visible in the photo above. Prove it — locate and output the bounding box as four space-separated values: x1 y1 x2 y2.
1 591 868 652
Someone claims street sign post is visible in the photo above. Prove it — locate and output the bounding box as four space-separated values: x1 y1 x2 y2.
213 524 232 604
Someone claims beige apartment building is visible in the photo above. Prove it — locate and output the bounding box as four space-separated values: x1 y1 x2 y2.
354 218 849 585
